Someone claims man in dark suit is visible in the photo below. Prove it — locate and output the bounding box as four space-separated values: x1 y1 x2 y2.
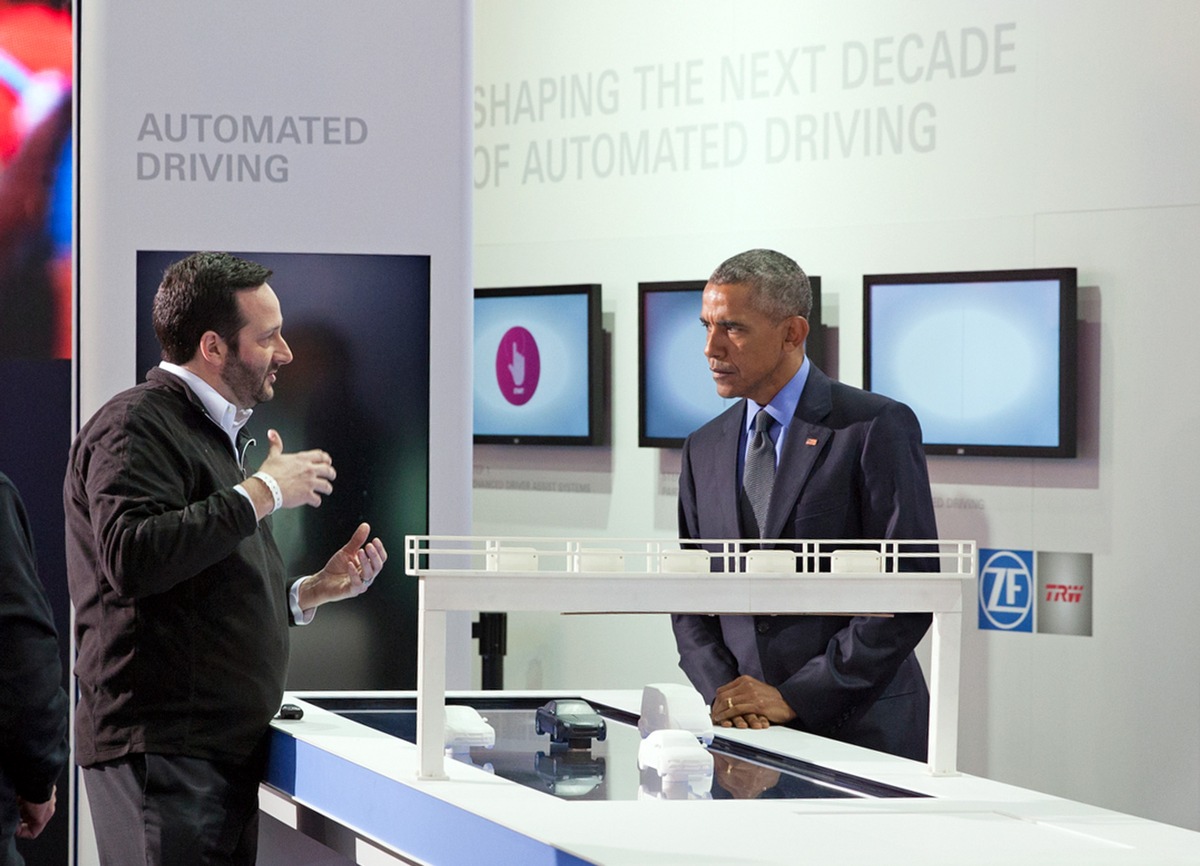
672 248 938 761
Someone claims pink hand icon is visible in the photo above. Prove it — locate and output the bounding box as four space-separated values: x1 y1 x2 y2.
509 341 525 392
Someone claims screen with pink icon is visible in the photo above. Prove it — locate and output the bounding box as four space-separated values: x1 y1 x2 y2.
474 284 603 445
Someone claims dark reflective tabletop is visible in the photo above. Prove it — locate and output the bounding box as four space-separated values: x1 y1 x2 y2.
306 696 925 802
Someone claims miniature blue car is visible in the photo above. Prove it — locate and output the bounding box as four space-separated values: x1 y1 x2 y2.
535 698 607 748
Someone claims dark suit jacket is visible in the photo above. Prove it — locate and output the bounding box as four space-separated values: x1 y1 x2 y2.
672 364 938 761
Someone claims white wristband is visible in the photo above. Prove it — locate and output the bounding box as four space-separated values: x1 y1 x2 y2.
252 471 283 514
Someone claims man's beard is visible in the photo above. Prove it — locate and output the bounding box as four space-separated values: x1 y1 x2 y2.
221 353 273 408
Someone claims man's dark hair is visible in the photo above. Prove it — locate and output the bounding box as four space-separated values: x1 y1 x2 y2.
152 252 273 363
709 248 812 321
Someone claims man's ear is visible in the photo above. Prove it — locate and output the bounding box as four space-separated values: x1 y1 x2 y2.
785 315 810 351
196 330 226 367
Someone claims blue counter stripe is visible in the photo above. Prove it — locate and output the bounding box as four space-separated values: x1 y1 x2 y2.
267 730 596 865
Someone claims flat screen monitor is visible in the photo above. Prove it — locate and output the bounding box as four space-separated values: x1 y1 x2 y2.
474 284 604 445
863 267 1077 458
639 276 822 449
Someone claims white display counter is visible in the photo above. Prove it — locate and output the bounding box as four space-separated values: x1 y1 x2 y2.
255 535 1200 863
260 689 1200 865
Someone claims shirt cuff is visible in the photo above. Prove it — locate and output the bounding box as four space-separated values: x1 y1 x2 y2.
233 483 257 515
290 576 316 625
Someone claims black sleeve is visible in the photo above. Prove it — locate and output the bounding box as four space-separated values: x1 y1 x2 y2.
0 475 69 803
78 405 257 598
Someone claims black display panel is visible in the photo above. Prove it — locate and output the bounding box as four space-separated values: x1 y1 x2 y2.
639 277 822 449
136 250 430 689
474 284 604 446
863 267 1077 458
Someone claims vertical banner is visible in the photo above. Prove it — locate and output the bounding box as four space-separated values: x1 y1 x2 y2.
78 0 471 685
78 4 472 859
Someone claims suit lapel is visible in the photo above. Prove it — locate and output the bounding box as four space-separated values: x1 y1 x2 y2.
764 365 833 539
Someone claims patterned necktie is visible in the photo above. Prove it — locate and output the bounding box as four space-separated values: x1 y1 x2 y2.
742 409 776 538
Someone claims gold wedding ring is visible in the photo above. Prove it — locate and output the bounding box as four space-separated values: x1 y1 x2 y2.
726 697 733 710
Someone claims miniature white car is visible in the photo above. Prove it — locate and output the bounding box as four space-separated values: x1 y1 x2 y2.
638 683 714 744
443 705 495 751
637 728 714 787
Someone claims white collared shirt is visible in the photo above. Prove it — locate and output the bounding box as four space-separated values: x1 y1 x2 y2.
158 360 252 459
739 355 812 481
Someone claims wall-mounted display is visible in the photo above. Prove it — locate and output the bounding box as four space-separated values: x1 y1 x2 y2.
863 267 1077 458
639 277 823 449
474 284 604 446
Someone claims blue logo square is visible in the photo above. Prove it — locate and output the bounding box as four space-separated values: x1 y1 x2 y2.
978 548 1034 632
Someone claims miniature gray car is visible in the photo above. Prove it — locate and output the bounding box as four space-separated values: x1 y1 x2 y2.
535 698 607 748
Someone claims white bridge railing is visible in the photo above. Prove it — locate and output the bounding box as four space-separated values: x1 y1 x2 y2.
405 535 974 781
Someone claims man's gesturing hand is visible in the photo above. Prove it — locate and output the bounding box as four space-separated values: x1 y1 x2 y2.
254 429 336 510
16 788 56 839
297 522 388 611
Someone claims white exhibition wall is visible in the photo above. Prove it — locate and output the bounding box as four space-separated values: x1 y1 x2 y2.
471 1 1200 831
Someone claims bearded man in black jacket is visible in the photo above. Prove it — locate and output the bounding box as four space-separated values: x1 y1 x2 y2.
65 251 387 866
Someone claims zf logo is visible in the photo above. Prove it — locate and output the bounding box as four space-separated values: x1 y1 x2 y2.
978 549 1033 632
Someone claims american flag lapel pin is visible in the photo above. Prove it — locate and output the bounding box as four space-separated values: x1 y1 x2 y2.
805 437 818 446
